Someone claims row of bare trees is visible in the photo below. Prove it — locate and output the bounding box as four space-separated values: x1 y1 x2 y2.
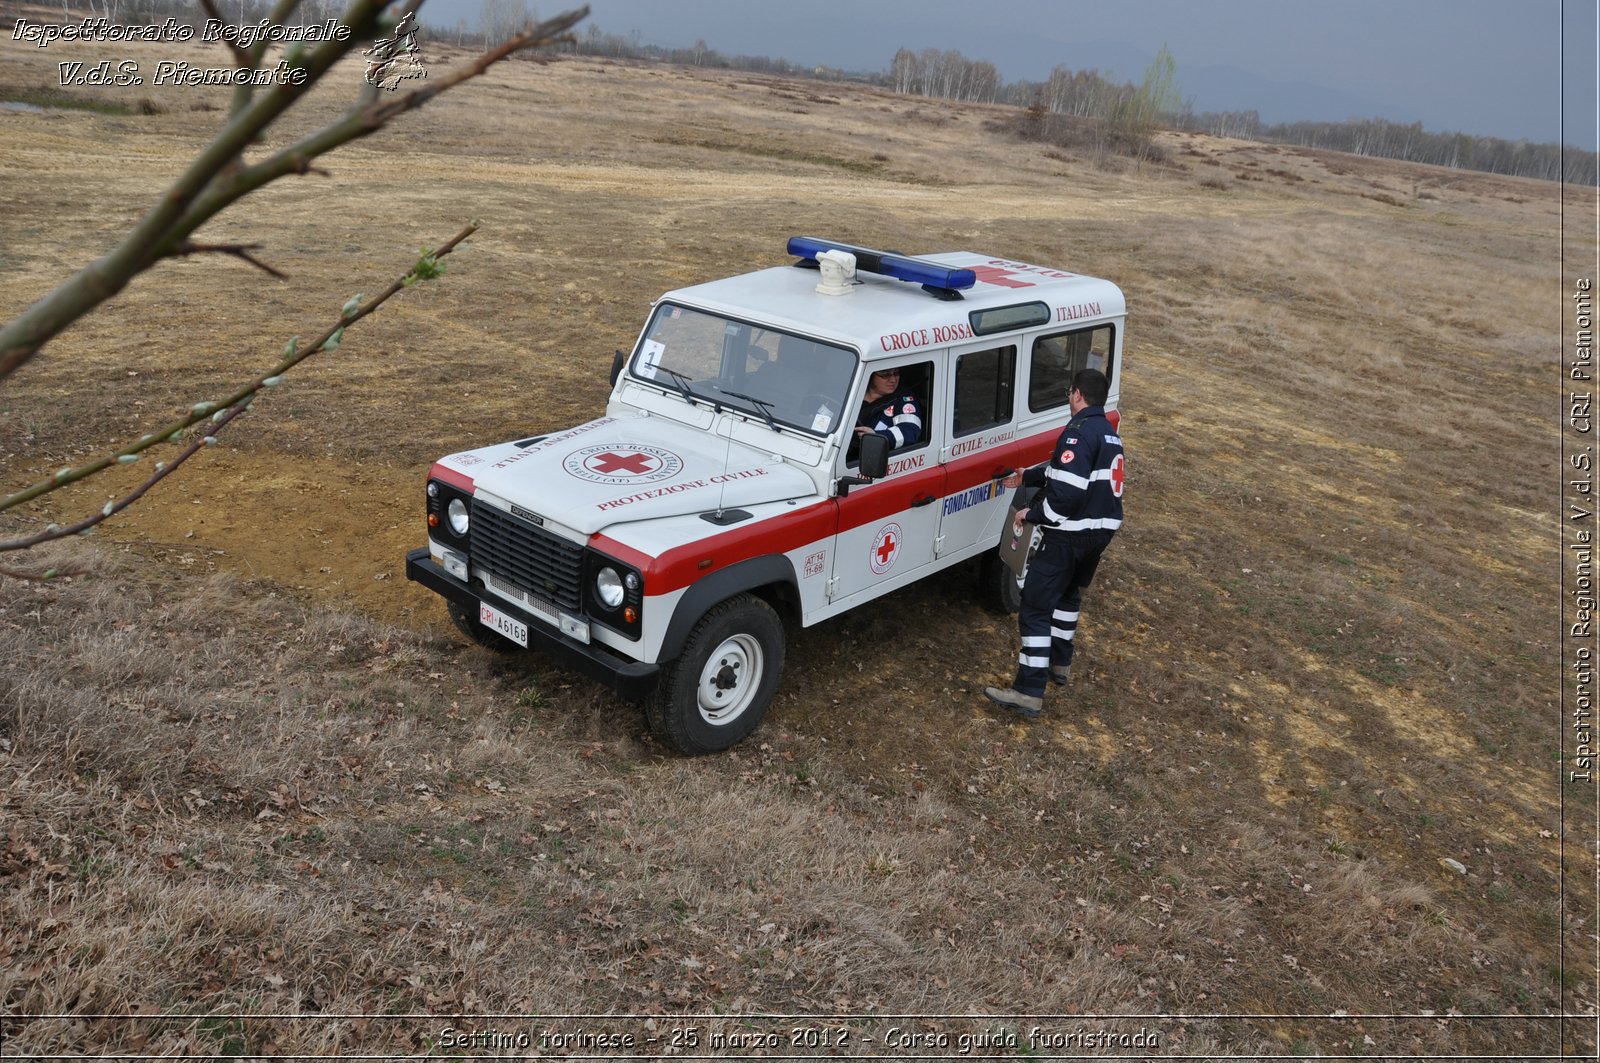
564 21 810 75
886 41 1593 185
1178 110 1599 185
888 48 1001 104
891 50 1148 119
1030 67 1129 119
890 45 1180 163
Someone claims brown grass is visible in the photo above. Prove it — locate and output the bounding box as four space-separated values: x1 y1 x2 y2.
0 27 1588 1058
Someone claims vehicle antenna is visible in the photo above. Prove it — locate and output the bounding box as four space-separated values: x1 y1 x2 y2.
714 411 734 518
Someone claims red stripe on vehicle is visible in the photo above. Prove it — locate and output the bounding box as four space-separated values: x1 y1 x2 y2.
598 501 839 594
586 534 655 573
1016 427 1059 470
942 441 1021 496
430 463 474 493
599 425 1070 596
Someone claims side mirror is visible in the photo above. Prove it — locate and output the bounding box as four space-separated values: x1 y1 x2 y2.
609 349 626 388
857 432 889 480
834 433 890 497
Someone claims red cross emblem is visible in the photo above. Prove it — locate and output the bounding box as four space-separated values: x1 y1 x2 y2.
589 450 656 475
1110 453 1126 498
870 522 902 574
565 443 682 484
969 265 1035 289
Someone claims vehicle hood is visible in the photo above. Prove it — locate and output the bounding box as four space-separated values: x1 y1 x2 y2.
434 415 818 536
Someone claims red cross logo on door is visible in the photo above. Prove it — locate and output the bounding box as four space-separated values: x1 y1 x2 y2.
589 450 656 475
870 522 902 575
1110 453 1126 498
877 534 896 565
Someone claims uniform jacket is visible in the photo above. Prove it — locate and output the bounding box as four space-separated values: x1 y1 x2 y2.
1021 404 1124 535
857 391 923 450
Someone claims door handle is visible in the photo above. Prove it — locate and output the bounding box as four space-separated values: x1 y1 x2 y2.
911 494 937 508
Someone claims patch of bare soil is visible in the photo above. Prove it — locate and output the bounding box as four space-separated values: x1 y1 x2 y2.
0 25 1588 1058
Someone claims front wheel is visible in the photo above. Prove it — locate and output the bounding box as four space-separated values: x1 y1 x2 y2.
646 593 785 755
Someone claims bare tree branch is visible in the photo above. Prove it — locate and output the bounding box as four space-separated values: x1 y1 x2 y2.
0 0 395 382
0 561 88 582
0 5 587 384
0 403 251 554
170 241 290 279
0 223 478 537
198 0 253 68
210 8 590 217
210 0 312 118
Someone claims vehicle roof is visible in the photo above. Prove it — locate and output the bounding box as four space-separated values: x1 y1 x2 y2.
658 251 1126 362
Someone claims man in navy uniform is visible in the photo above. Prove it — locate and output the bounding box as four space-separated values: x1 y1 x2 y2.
986 368 1125 719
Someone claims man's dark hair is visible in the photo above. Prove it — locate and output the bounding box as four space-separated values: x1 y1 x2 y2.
1072 368 1110 407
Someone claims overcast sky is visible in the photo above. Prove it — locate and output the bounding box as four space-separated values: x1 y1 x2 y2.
421 0 1598 150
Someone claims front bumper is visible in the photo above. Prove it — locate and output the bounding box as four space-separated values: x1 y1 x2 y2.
406 547 659 700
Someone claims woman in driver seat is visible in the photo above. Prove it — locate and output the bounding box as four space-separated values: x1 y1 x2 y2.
850 366 922 458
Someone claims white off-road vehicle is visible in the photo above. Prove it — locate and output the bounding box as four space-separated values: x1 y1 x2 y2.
407 237 1124 753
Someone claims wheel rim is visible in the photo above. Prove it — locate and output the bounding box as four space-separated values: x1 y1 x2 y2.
696 633 764 725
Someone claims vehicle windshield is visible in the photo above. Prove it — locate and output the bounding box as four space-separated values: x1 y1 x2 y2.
629 303 858 438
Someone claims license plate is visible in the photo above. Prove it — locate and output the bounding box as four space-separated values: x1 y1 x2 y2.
479 601 528 647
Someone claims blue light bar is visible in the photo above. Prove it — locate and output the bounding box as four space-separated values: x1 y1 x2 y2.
788 236 976 294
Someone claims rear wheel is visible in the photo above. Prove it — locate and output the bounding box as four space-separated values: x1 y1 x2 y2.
646 593 785 755
980 526 1039 614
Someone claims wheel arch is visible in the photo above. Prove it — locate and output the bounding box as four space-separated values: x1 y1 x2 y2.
658 554 799 660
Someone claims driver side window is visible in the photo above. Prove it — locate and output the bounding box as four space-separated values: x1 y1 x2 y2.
847 360 934 467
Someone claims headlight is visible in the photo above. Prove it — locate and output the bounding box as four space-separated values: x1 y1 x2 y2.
595 566 625 609
447 498 469 536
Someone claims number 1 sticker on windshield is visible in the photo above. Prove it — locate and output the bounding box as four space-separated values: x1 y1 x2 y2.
638 338 664 379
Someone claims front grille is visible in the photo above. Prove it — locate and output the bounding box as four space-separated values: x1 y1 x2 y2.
470 499 584 611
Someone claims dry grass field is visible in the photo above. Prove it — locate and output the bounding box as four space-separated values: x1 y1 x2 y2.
0 17 1591 1059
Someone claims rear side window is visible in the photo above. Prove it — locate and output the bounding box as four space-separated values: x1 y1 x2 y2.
953 344 1017 437
1028 324 1115 412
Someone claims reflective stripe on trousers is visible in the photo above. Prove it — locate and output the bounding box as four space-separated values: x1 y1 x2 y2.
1012 533 1109 697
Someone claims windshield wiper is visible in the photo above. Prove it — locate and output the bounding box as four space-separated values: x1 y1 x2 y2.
657 367 701 406
720 390 780 432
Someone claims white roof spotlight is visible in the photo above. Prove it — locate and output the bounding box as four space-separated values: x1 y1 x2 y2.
813 248 857 295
